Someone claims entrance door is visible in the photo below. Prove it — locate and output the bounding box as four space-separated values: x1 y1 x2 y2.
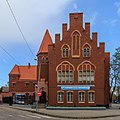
39 91 46 103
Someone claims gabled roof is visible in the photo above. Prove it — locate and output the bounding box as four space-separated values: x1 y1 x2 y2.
9 64 37 80
9 64 19 75
37 29 53 55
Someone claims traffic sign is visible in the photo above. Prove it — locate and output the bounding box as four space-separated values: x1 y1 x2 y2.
38 92 42 96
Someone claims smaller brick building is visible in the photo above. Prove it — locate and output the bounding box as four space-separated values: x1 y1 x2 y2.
9 63 37 98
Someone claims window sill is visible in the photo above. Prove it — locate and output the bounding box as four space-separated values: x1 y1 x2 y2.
67 102 73 103
57 102 64 103
79 102 85 103
88 102 95 103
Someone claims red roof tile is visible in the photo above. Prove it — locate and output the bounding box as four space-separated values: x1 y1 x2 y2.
19 66 37 80
37 29 53 55
9 64 37 80
9 64 19 75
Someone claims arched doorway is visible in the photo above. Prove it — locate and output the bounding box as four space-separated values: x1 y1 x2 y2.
39 91 46 103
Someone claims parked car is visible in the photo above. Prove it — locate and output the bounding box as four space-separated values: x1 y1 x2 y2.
112 100 120 104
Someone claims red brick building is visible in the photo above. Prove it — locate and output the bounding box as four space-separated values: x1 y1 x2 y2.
9 63 37 97
38 12 110 107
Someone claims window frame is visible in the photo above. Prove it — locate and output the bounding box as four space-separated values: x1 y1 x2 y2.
12 82 16 87
61 44 70 58
57 70 74 83
78 91 85 103
57 91 64 103
78 70 95 83
82 43 91 58
88 91 95 103
25 82 29 87
67 91 73 103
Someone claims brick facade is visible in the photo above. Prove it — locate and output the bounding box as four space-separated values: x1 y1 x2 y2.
9 64 37 97
45 13 110 107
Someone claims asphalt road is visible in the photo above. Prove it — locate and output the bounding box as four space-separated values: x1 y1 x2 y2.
0 106 60 120
0 105 120 120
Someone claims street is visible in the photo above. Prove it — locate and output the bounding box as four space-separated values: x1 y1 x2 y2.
0 105 58 120
0 105 120 120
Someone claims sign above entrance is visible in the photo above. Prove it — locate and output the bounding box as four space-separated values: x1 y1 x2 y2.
58 85 94 91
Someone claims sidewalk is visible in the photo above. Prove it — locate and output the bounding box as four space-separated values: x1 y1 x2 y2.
7 104 120 119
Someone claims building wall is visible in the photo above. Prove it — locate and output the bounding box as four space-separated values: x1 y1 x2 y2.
9 74 37 96
48 13 110 107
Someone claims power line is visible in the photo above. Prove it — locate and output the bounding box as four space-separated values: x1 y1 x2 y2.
5 0 35 58
0 45 20 65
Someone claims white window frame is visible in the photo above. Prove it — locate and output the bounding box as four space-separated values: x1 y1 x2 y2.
57 91 64 103
67 91 73 103
88 91 95 103
78 91 85 103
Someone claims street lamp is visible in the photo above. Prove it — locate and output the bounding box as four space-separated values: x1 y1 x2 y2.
34 58 41 111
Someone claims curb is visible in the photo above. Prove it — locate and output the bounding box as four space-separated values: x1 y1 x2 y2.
9 106 120 119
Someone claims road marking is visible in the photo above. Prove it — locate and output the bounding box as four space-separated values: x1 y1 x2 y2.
27 114 41 119
8 114 13 117
35 114 52 119
18 115 32 119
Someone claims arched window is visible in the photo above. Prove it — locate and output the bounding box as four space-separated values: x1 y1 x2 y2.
82 43 91 57
67 91 73 103
57 91 64 103
78 91 85 103
46 57 49 63
71 30 81 57
61 44 70 58
77 61 96 83
88 91 95 103
56 61 75 83
42 57 45 63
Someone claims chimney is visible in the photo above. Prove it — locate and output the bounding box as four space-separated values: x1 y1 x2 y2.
28 63 30 69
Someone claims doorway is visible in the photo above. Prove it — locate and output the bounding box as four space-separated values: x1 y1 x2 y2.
39 91 46 103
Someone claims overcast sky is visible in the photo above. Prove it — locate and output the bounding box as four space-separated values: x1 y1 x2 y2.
0 0 120 87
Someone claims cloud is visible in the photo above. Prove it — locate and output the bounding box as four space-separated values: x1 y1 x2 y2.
103 19 118 26
73 3 78 10
110 19 118 26
89 12 98 25
114 1 120 15
0 0 73 44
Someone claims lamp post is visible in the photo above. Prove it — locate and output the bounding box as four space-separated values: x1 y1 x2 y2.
35 58 41 112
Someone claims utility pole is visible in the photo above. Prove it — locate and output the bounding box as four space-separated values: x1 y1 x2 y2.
35 59 41 112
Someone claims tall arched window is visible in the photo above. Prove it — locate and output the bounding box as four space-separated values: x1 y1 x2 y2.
57 91 64 103
88 91 95 103
61 44 70 58
78 91 85 103
77 61 96 84
71 30 81 57
82 43 91 57
56 61 75 83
